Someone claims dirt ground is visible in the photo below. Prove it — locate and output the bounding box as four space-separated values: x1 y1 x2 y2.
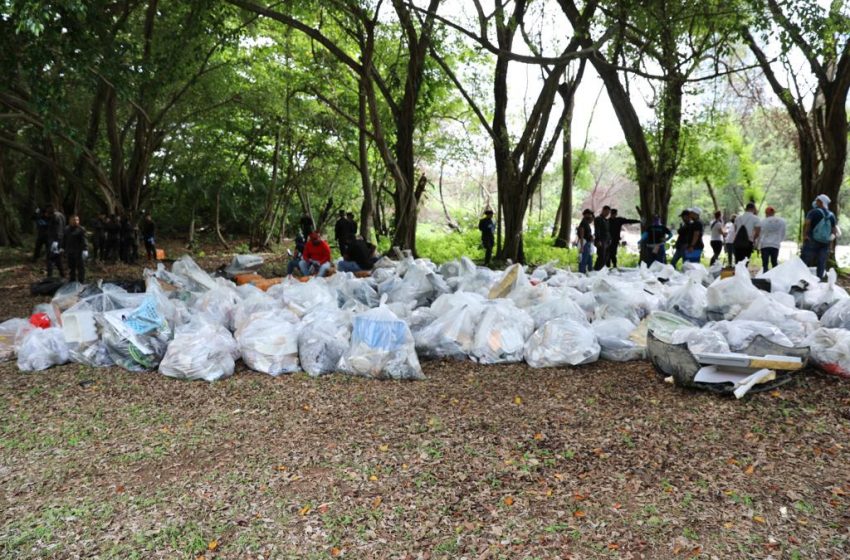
1 240 849 559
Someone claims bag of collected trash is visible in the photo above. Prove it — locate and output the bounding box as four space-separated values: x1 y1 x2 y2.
527 292 589 330
592 277 654 324
235 310 300 376
820 297 850 329
194 280 241 330
16 326 70 371
298 308 352 377
645 311 695 343
224 254 264 277
524 318 600 368
232 292 288 332
757 256 819 294
415 292 486 359
703 320 793 351
159 317 239 382
665 277 708 323
670 326 731 354
799 269 849 316
386 261 448 308
98 310 169 372
337 304 423 380
0 318 27 361
470 300 534 364
804 328 850 378
268 278 338 318
171 255 217 291
50 281 85 317
333 276 380 309
592 317 645 361
488 263 527 299
705 260 762 320
735 299 818 345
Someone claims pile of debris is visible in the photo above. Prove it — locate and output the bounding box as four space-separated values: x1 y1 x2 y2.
1 252 848 396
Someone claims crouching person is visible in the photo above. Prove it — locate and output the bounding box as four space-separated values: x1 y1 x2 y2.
299 231 332 277
338 237 378 273
64 215 88 283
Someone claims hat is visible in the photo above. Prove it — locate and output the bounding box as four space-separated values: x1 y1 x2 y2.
816 194 831 207
484 209 494 215
690 207 702 215
680 209 690 217
309 231 320 241
582 208 593 215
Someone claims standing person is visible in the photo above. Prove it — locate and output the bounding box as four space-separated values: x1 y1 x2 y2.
576 209 594 273
802 194 837 280
606 208 641 268
709 211 725 265
670 210 691 269
63 215 88 283
640 216 673 265
684 208 705 263
299 213 315 239
299 231 333 277
92 213 107 262
105 214 120 262
723 214 737 266
32 207 49 263
593 205 612 271
346 212 358 238
759 206 786 272
45 205 66 278
478 209 495 266
141 213 157 262
732 202 761 264
119 213 133 263
333 210 348 253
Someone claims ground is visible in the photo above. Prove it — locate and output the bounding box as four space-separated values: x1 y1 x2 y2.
1 239 849 559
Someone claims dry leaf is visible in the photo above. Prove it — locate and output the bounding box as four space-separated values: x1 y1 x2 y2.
378 444 389 452
533 432 544 440
753 515 765 523
608 543 619 550
513 396 523 405
369 475 378 481
115 485 125 493
331 546 342 556
503 496 514 506
318 503 330 514
573 510 586 518
207 539 218 552
298 505 311 516
371 496 382 508
744 464 755 475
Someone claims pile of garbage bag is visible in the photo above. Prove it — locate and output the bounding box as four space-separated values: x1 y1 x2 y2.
2 251 850 386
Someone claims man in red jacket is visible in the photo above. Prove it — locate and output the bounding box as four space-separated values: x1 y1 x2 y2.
298 231 333 277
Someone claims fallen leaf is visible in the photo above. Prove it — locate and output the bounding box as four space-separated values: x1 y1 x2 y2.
513 396 523 405
612 502 622 510
298 505 311 516
331 546 342 556
573 510 586 518
276 465 288 471
371 496 382 508
503 496 514 506
369 475 378 482
533 432 544 440
318 503 330 514
726 457 738 465
207 539 218 552
744 464 755 475
607 543 619 550
378 444 389 452
753 515 765 523
115 485 125 493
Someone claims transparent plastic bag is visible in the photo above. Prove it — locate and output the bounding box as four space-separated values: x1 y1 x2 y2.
820 297 850 329
645 311 696 343
235 310 300 376
232 293 287 333
670 326 730 354
224 254 264 277
804 328 850 378
527 292 589 330
592 317 645 361
415 293 486 359
171 255 218 292
470 300 534 364
16 326 70 371
269 278 337 318
0 318 27 362
736 299 818 345
98 310 169 372
386 262 448 308
666 277 708 322
298 309 352 377
337 305 423 380
705 261 762 319
524 318 600 368
703 320 793 351
159 317 239 382
756 256 819 294
194 279 241 331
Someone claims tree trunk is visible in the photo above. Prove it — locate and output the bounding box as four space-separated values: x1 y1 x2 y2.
215 187 229 249
357 78 375 241
0 139 22 247
188 203 196 249
554 82 577 248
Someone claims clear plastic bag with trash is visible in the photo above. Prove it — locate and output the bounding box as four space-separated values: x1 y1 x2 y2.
524 318 600 368
665 276 708 323
669 326 731 354
232 292 287 333
735 298 819 345
820 297 850 329
702 320 793 351
592 317 645 361
526 290 589 330
803 328 850 378
470 299 534 364
298 308 352 377
97 309 169 372
16 326 70 371
386 261 449 308
268 278 338 318
224 254 264 277
0 318 27 362
194 279 242 331
415 292 486 359
159 315 240 382
705 260 762 320
235 310 300 376
337 304 423 380
171 255 218 292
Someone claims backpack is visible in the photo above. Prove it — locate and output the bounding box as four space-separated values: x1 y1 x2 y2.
812 209 833 244
733 223 751 249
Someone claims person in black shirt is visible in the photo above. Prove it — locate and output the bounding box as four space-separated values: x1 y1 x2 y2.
299 213 315 239
606 207 641 268
105 214 120 262
333 210 348 253
346 212 358 238
640 216 673 265
670 209 691 269
338 237 377 273
684 207 705 263
63 214 88 283
32 207 49 263
576 208 595 273
593 205 612 271
92 213 107 262
45 205 66 278
141 213 157 261
478 209 495 266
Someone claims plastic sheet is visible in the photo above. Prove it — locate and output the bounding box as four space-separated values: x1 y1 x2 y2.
224 254 264 277
298 309 352 377
337 305 423 380
16 326 70 371
524 318 600 368
470 300 534 364
235 310 300 376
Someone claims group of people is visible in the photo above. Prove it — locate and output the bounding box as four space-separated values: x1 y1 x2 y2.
575 206 642 273
286 210 378 277
33 206 158 283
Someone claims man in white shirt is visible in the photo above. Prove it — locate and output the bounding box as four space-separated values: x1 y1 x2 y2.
709 210 725 265
724 214 736 266
759 206 786 272
732 202 761 264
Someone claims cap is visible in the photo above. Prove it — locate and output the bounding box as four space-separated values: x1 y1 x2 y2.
484 209 494 215
690 207 701 215
816 194 831 206
680 209 690 217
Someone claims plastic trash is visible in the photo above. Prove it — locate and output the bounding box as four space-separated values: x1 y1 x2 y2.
524 318 600 368
527 292 589 330
470 300 534 364
756 256 819 294
224 254 264 277
194 280 241 331
232 293 290 333
670 326 731 354
98 310 169 371
705 260 762 319
29 312 51 329
592 317 645 361
804 328 850 378
0 318 27 361
386 261 448 308
298 309 352 377
269 278 338 318
337 305 423 380
702 320 793 351
16 326 70 371
799 269 848 316
666 277 708 323
735 299 818 345
235 310 300 376
159 317 239 382
171 255 218 291
415 292 485 359
646 311 696 343
820 297 850 329
488 264 527 299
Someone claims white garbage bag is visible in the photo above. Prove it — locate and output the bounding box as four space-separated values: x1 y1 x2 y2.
592 317 645 361
415 292 486 359
194 280 241 331
524 318 600 368
527 293 589 330
666 277 708 322
268 278 337 318
159 317 239 382
646 311 696 343
0 318 27 362
756 256 819 294
820 297 850 329
799 269 849 316
224 254 264 277
670 326 731 354
235 310 300 376
470 300 534 364
337 305 423 380
736 299 819 345
298 309 351 377
386 262 448 308
702 320 793 351
16 326 70 371
232 293 287 333
705 260 762 319
804 328 850 378
171 255 218 292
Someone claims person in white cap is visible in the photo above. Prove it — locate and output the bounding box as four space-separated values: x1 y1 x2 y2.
802 194 837 279
684 207 705 263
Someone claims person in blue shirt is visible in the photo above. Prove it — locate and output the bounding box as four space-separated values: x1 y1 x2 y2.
802 194 837 279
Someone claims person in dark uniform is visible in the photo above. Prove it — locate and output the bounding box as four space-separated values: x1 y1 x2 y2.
334 210 348 254
670 209 691 269
606 208 641 268
338 237 378 273
299 213 315 239
640 216 673 265
105 214 120 262
478 209 495 266
92 213 107 262
593 205 612 270
45 205 66 278
346 212 358 238
63 215 88 283
32 207 49 263
119 213 133 263
141 213 156 262
576 208 595 273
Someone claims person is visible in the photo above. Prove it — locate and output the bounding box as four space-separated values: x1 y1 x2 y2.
346 212 358 238
670 210 691 269
606 208 641 268
63 215 88 283
478 209 495 266
802 194 837 279
119 213 134 263
285 231 307 276
640 216 673 265
759 206 786 272
32 207 49 263
733 202 761 264
709 211 724 265
92 213 107 262
105 214 120 262
141 213 157 262
299 213 315 239
299 231 333 277
45 205 66 278
593 205 612 271
723 214 737 266
684 207 705 263
576 209 594 273
338 237 378 273
333 210 348 253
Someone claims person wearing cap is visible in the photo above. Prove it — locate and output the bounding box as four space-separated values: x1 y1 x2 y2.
802 194 837 279
670 209 691 269
759 206 786 272
593 205 612 270
709 211 725 265
732 202 761 264
606 207 641 268
299 231 333 277
683 207 705 263
478 209 496 266
639 216 672 265
723 213 737 266
576 209 595 273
